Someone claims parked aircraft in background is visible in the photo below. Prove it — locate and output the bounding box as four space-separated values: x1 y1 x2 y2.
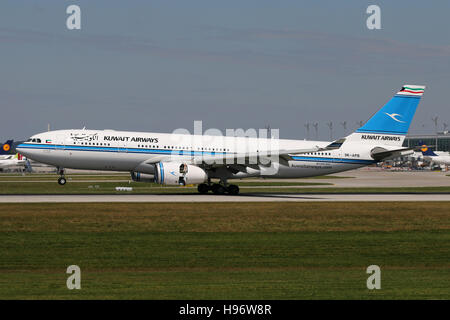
17 85 425 194
0 153 28 170
420 145 450 166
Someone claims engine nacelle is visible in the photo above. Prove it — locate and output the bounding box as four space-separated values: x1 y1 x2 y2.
154 162 208 185
130 171 154 183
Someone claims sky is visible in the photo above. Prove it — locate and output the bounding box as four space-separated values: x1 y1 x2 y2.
1 0 449 141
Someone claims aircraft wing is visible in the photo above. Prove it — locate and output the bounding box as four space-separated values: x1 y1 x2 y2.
132 146 328 173
370 147 414 161
193 146 326 167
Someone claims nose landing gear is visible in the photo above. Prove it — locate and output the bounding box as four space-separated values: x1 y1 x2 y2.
57 168 66 185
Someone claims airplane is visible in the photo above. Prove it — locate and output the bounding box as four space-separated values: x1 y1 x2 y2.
0 139 30 171
0 153 27 170
420 145 450 166
17 84 425 194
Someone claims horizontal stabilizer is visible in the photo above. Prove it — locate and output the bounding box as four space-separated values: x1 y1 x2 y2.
370 147 414 161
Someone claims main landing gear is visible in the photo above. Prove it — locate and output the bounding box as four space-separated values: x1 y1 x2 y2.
197 182 240 195
57 168 67 185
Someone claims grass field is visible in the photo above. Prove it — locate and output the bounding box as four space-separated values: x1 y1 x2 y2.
0 202 449 299
0 181 334 194
1 180 450 194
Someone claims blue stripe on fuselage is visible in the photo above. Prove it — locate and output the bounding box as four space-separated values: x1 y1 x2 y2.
17 143 227 157
291 156 376 165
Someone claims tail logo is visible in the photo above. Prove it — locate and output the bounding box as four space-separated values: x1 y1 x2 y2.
421 145 428 152
3 144 10 152
399 86 425 95
384 112 405 123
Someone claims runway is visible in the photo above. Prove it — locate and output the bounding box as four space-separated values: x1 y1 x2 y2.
1 193 450 202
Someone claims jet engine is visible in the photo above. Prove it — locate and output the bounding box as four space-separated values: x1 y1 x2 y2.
154 162 208 185
130 171 154 183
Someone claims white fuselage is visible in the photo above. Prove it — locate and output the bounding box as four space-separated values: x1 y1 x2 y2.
17 129 378 179
423 155 450 166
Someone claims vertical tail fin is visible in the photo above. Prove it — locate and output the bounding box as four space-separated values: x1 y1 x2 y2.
421 145 437 156
344 85 425 146
0 140 13 155
356 85 425 135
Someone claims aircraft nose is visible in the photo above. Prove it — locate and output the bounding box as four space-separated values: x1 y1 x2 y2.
16 144 29 156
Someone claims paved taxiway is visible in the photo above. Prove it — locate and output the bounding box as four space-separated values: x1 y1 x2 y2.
1 168 449 202
2 168 449 187
1 193 450 202
254 168 450 188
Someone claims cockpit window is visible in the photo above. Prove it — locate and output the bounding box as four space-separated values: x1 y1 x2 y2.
27 139 32 142
36 139 41 143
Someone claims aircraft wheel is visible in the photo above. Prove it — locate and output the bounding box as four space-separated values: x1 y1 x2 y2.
197 183 210 194
58 177 67 185
211 184 226 195
227 184 239 195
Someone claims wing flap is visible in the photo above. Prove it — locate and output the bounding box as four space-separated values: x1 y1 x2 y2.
193 146 325 167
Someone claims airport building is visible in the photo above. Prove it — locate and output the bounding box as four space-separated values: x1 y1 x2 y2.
404 132 450 152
